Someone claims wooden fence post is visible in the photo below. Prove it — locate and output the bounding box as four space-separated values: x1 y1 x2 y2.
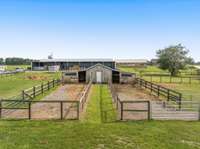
53 79 55 87
22 90 25 100
41 83 43 94
157 86 160 97
28 101 31 120
77 102 80 120
33 86 36 98
167 90 170 101
60 101 63 120
147 101 151 120
120 102 123 120
178 94 182 110
199 103 200 121
0 100 2 119
48 81 50 90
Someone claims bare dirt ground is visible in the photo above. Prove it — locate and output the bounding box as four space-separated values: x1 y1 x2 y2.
113 84 159 101
113 84 160 120
2 84 86 120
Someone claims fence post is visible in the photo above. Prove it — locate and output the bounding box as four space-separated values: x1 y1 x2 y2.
199 103 200 121
60 101 63 120
120 102 123 120
53 79 55 87
157 86 160 97
147 101 151 120
0 100 2 119
28 101 31 120
48 81 50 90
179 94 182 110
167 90 170 101
116 96 119 109
77 102 80 120
151 83 153 92
41 83 43 94
33 86 36 98
22 90 25 100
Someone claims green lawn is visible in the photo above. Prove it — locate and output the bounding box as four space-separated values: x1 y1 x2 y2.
118 66 169 75
0 72 61 99
118 66 200 102
0 85 200 149
83 85 116 123
159 83 200 102
6 65 30 71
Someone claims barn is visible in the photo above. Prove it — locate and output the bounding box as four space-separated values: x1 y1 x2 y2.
62 63 136 84
31 59 115 71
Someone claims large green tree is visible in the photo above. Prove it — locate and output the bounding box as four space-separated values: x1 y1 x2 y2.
156 44 191 76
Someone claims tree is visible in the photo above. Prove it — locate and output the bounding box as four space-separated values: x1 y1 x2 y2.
5 57 32 65
0 58 4 65
156 44 190 76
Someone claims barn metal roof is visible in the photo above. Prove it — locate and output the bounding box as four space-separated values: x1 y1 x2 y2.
33 58 114 63
116 59 149 64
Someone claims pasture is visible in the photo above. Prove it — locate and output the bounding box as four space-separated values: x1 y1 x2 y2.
0 72 61 99
0 85 200 149
119 66 200 102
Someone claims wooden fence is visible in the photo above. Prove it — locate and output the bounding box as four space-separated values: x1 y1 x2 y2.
0 80 92 120
108 82 200 121
135 78 182 109
109 82 151 120
79 80 92 112
0 100 79 120
22 79 61 100
141 75 200 84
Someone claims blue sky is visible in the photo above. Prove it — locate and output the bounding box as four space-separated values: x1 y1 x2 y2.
0 0 200 61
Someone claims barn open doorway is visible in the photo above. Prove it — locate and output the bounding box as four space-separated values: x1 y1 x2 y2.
78 71 86 83
112 71 120 83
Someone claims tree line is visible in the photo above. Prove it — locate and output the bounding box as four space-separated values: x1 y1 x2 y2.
0 57 32 65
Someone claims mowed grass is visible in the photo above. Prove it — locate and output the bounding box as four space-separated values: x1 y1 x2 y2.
83 85 116 123
158 83 200 102
0 72 61 98
0 83 200 149
6 65 30 71
118 66 200 102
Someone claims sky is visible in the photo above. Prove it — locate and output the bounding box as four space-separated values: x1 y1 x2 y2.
0 0 200 61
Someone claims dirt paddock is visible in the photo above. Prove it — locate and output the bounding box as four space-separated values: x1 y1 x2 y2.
113 84 160 120
2 84 86 120
113 84 159 101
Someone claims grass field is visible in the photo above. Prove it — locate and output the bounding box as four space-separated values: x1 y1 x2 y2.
0 85 200 149
118 66 200 102
0 72 61 99
6 65 30 71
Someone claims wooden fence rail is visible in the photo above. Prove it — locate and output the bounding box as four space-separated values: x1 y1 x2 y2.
0 100 79 120
135 78 182 109
141 75 200 84
108 82 151 120
22 79 61 100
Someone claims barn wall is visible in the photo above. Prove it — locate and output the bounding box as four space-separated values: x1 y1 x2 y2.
120 73 136 84
62 72 79 83
86 66 112 83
